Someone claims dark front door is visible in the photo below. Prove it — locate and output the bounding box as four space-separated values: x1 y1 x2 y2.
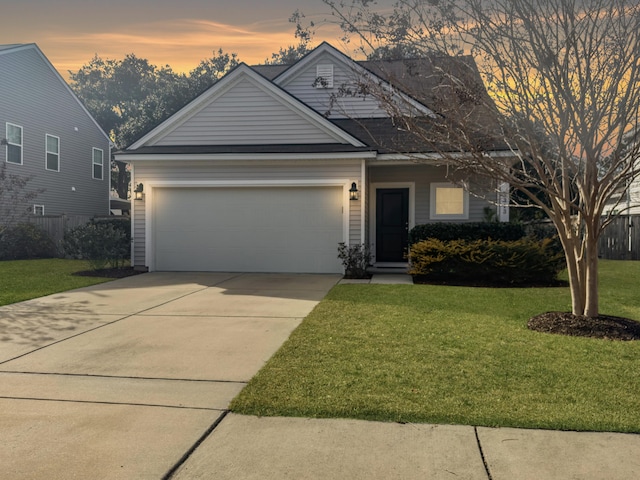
376 188 409 262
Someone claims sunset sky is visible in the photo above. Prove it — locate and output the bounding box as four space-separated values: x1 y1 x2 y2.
0 0 383 77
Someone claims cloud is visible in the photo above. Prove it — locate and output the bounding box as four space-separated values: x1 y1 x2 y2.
43 17 327 75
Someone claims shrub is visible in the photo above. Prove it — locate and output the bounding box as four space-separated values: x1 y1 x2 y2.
0 223 57 260
337 242 371 279
91 217 131 241
409 237 566 286
63 222 130 270
409 222 526 245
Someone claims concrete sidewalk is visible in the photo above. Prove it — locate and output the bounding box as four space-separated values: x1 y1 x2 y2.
1 272 639 479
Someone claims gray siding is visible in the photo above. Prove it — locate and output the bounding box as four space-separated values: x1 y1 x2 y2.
154 77 342 146
368 164 494 225
278 51 390 120
131 160 363 267
0 46 110 218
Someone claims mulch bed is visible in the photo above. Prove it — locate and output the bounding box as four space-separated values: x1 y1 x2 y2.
73 267 145 279
528 312 640 341
411 275 640 340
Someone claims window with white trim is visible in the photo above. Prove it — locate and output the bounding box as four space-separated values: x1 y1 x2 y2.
430 183 469 220
314 64 334 89
6 123 23 164
33 204 45 216
92 147 103 180
46 134 60 171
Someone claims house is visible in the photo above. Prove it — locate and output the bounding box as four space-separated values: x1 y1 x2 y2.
115 42 512 274
0 44 111 222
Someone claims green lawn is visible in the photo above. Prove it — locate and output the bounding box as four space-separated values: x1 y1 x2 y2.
231 260 640 433
0 259 114 306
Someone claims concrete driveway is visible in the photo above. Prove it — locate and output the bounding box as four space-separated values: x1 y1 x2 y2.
4 272 640 479
0 272 340 479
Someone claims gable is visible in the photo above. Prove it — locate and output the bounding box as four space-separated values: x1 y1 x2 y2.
132 64 365 149
0 44 110 144
275 50 389 120
274 43 434 121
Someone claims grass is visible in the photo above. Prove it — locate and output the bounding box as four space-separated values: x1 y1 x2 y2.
0 259 114 306
230 260 640 433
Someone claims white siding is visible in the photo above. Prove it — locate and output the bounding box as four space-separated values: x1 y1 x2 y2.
154 78 342 146
278 52 391 120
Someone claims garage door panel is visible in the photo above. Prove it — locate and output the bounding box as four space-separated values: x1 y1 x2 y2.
153 187 344 273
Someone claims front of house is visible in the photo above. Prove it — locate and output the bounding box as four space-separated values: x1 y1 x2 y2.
115 43 511 274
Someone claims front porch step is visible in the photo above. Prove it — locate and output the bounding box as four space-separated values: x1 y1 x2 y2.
367 265 409 274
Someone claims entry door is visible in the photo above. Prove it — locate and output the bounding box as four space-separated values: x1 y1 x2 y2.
376 188 409 262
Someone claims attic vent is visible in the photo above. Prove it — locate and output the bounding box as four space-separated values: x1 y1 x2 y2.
315 64 334 89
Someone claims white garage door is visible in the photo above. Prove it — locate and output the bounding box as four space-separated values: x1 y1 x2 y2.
152 186 345 273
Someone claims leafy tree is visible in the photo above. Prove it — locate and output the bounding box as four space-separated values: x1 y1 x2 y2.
265 11 316 65
187 49 240 97
325 0 640 318
69 50 239 198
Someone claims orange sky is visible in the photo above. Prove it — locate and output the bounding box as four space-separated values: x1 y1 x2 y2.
0 0 364 77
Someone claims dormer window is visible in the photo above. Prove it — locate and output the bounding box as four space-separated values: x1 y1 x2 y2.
314 64 334 89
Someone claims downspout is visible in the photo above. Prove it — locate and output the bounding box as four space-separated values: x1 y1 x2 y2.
361 158 366 244
130 163 135 267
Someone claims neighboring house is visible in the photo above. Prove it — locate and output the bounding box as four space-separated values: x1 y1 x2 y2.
115 42 512 274
0 44 111 221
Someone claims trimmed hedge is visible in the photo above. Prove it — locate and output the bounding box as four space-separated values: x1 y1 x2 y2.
409 237 565 286
409 222 526 244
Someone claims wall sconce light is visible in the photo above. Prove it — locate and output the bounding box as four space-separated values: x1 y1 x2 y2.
134 183 144 200
349 182 359 201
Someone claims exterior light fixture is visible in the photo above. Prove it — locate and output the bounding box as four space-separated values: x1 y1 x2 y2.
349 182 359 201
134 183 144 201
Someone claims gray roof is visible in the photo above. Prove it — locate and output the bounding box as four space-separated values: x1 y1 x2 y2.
249 55 506 154
122 46 505 156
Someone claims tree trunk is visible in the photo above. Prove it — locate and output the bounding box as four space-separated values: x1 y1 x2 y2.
113 161 129 199
562 232 599 318
564 241 586 316
583 226 600 318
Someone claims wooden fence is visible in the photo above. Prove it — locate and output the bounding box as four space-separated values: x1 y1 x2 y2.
598 215 640 261
28 214 93 245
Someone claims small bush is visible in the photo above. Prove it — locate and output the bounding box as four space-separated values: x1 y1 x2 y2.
0 223 57 260
409 222 526 245
409 237 566 286
63 222 130 270
337 242 372 279
91 217 131 241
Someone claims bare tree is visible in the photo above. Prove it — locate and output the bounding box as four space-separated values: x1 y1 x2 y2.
325 0 640 318
0 162 41 228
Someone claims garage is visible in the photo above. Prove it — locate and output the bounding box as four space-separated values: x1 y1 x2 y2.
151 186 345 273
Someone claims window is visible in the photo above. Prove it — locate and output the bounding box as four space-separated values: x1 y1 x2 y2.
46 134 60 171
6 123 23 164
314 64 334 89
430 183 469 219
33 204 45 215
92 147 103 180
